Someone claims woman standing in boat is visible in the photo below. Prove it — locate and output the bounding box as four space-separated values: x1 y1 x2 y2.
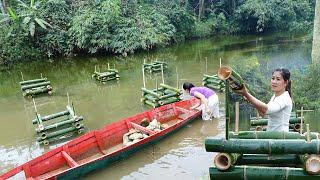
183 82 219 120
236 68 292 132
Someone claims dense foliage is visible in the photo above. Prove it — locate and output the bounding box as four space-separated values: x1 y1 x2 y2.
0 0 315 63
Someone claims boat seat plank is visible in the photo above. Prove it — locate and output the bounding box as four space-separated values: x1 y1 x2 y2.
130 122 155 135
175 107 192 114
94 131 106 155
61 151 79 168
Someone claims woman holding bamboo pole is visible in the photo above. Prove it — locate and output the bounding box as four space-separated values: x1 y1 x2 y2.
236 68 293 132
183 82 219 120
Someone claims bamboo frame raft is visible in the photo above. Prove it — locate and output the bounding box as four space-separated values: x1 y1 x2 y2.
20 76 53 97
143 60 168 73
33 104 85 145
203 74 225 91
92 65 120 82
141 83 181 108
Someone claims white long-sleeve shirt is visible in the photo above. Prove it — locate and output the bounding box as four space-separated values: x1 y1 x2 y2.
266 91 293 132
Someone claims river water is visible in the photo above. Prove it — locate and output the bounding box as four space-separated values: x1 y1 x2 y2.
0 34 316 179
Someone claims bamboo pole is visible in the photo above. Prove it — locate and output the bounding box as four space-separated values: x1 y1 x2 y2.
144 100 158 108
228 131 319 140
160 83 181 93
21 81 51 90
307 124 311 143
203 74 218 79
209 166 320 180
219 58 221 67
205 57 208 74
142 65 146 88
237 154 300 165
161 64 164 84
250 117 302 126
218 66 255 95
20 78 47 86
141 88 161 98
36 116 84 133
214 153 241 170
37 125 84 141
299 154 320 174
300 107 304 134
205 138 320 154
32 110 70 124
225 81 229 140
235 102 239 134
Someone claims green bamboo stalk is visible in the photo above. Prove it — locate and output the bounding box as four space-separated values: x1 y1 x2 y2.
205 138 320 154
23 87 51 96
144 94 158 102
32 110 70 124
209 166 320 180
251 117 303 126
38 128 85 145
35 116 84 133
299 154 320 174
159 93 179 100
218 66 255 96
160 83 181 93
229 131 319 140
237 154 300 165
37 124 84 141
20 78 47 85
163 89 179 95
21 81 51 91
204 78 222 84
225 81 229 140
205 84 222 90
214 153 242 170
203 74 218 79
144 100 159 108
141 88 161 98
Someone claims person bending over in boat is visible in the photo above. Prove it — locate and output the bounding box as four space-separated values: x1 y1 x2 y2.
236 68 292 132
183 82 219 120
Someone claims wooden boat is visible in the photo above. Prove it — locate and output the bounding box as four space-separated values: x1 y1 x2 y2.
0 98 201 179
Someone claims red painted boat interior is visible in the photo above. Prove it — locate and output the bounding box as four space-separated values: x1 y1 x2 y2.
0 98 200 180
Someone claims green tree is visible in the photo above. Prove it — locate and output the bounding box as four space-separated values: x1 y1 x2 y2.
312 0 320 63
7 0 52 37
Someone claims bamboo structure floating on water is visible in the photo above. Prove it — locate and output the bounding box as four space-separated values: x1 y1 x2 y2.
143 60 168 73
32 98 86 145
92 64 120 82
20 74 53 98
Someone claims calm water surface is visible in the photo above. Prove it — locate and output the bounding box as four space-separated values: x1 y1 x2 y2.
0 34 316 179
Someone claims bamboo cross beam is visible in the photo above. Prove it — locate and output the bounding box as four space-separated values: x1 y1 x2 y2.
205 138 320 154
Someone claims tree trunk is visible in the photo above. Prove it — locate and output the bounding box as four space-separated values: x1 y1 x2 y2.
198 0 204 20
312 0 320 63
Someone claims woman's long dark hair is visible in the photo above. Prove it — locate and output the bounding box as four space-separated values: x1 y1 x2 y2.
273 68 292 97
183 82 195 91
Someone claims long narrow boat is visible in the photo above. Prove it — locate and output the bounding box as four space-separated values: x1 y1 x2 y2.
1 98 201 179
